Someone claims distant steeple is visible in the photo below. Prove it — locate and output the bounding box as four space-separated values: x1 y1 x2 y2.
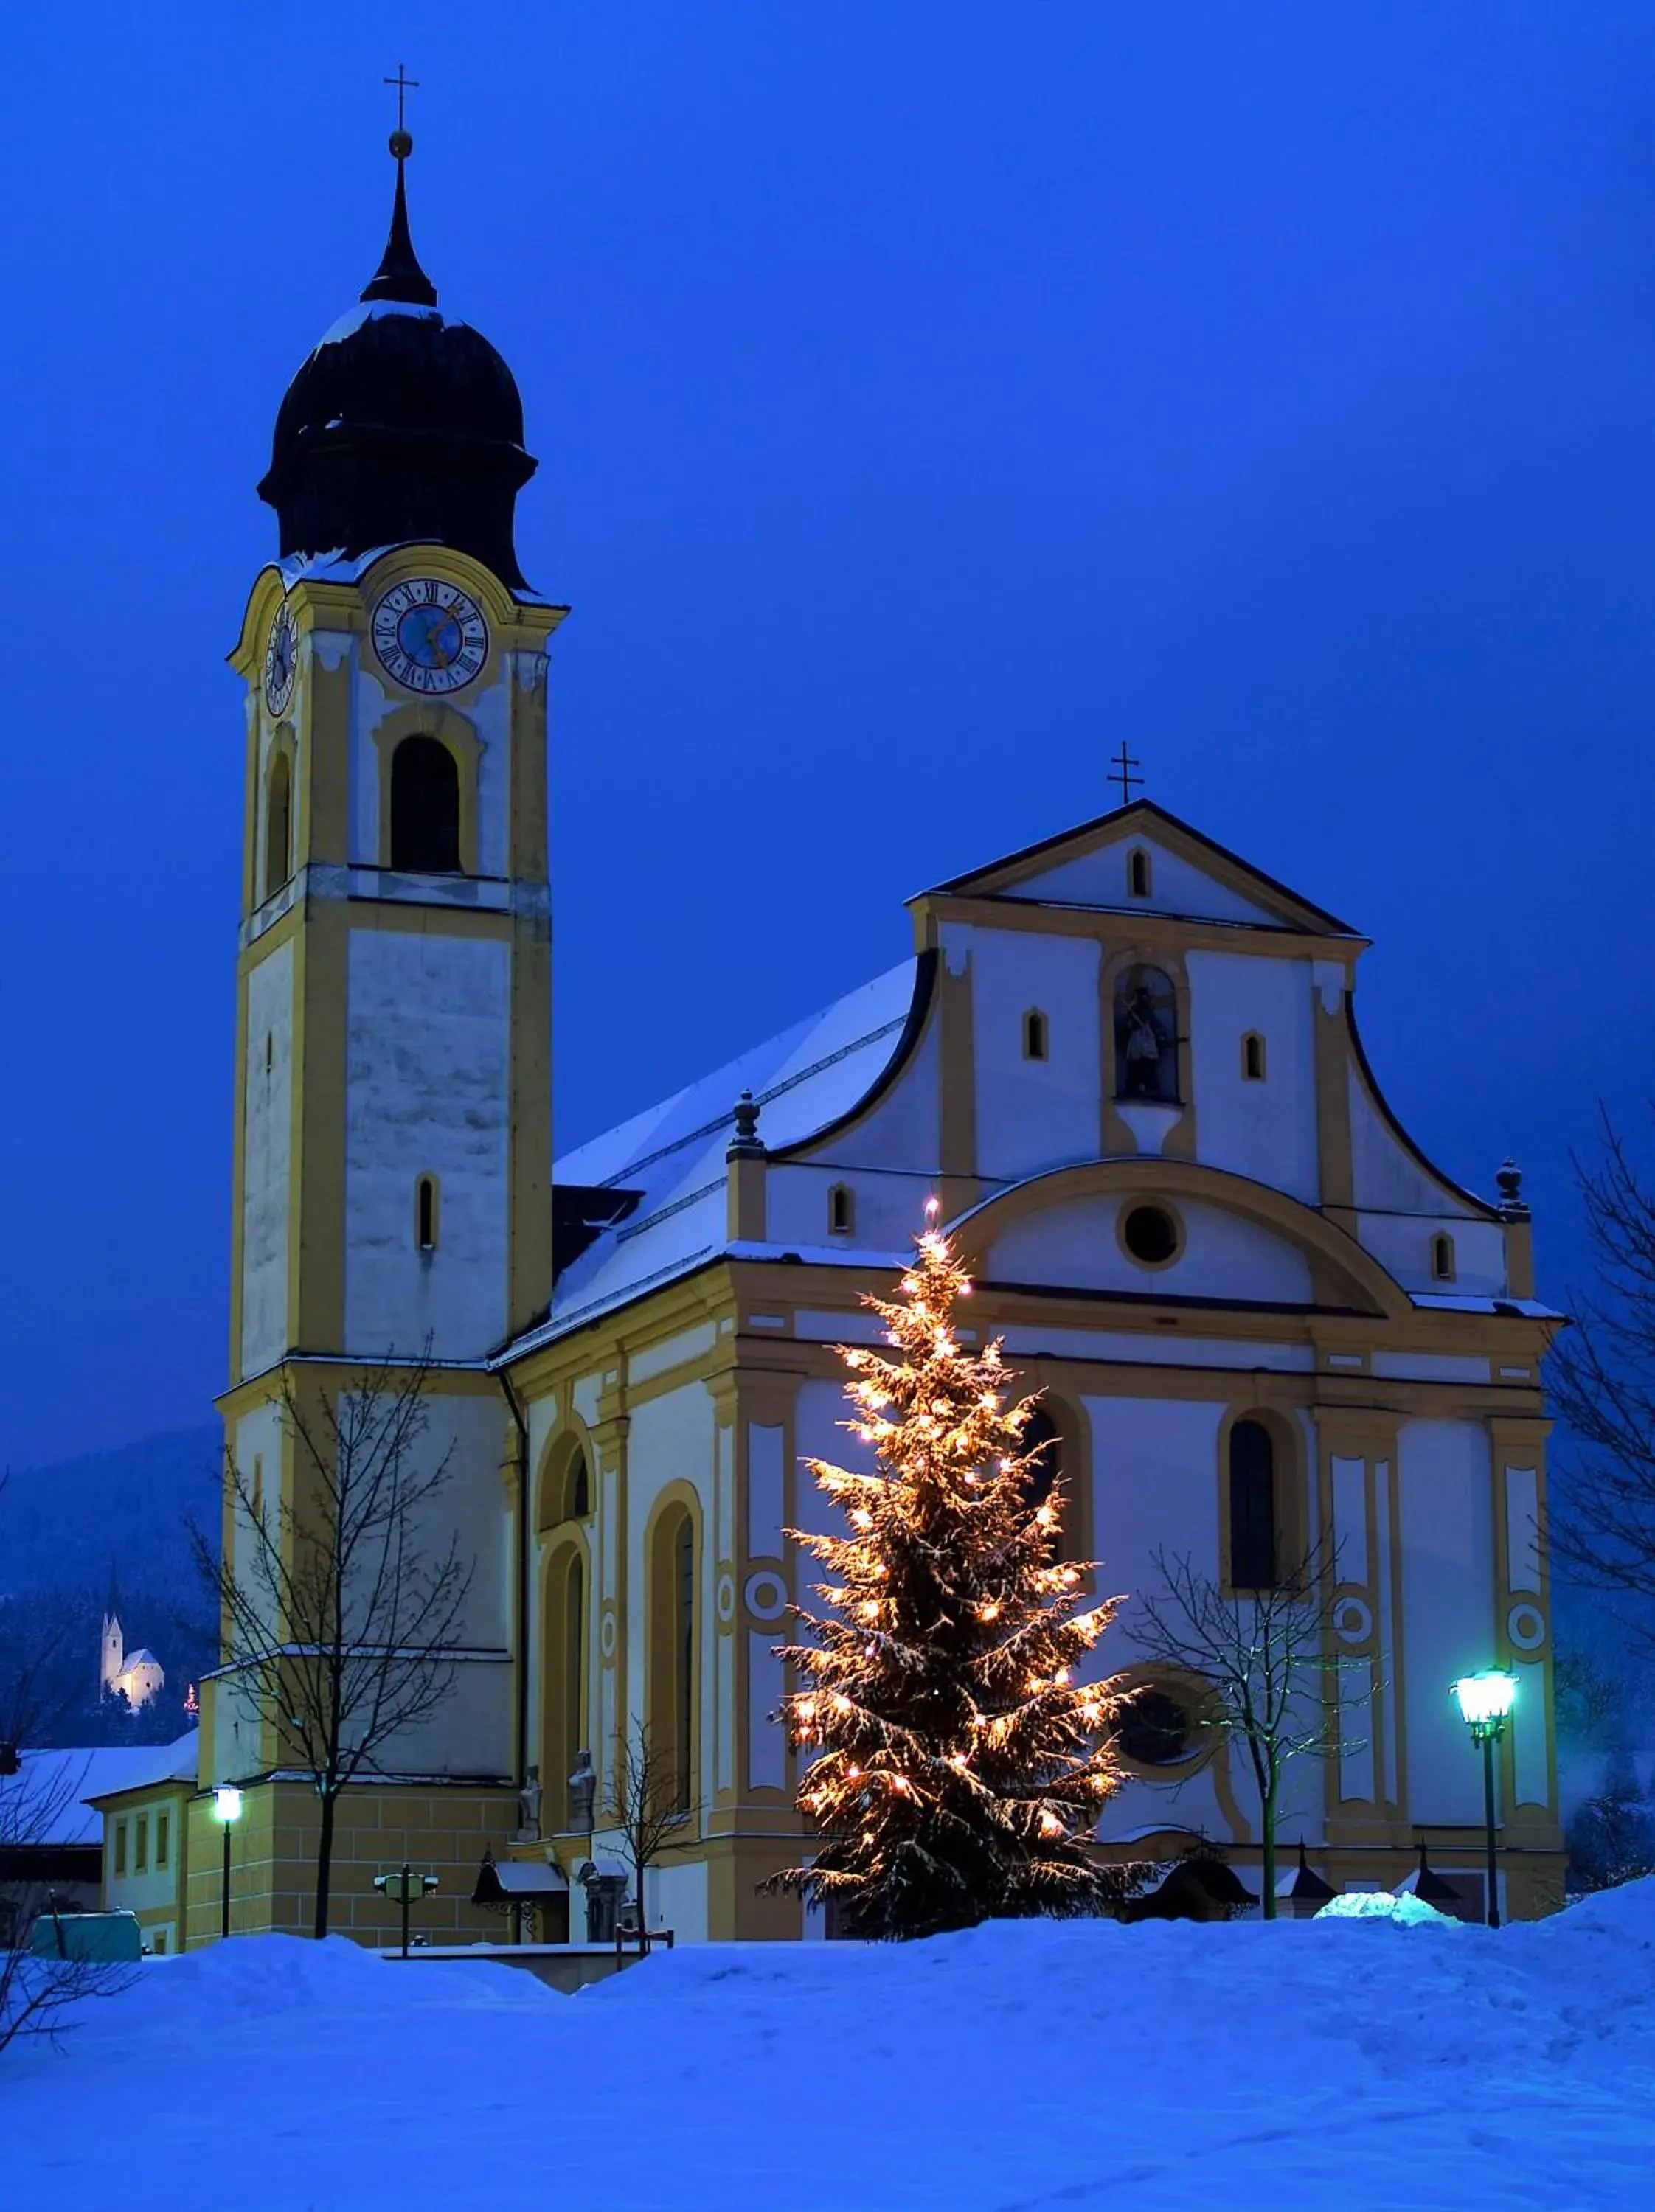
361 74 437 310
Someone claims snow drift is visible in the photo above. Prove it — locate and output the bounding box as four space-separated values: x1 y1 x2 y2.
7 1884 1655 2211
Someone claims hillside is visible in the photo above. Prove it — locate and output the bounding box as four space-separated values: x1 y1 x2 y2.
1 1426 221 1748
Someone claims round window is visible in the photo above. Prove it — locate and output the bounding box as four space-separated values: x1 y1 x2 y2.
1117 1687 1193 1767
1122 1203 1179 1266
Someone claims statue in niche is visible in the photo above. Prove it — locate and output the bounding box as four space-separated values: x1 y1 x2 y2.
516 1764 543 1842
1115 968 1178 1102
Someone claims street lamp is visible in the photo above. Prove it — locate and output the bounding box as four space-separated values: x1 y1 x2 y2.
212 1784 243 1942
1451 1670 1516 1929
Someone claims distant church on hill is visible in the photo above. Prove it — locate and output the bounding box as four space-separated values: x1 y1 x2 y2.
99 1576 164 1711
105 122 1565 1952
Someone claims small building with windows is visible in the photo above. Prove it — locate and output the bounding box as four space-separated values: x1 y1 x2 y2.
164 132 1565 1947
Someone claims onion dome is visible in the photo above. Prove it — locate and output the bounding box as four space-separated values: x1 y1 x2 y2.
257 131 535 589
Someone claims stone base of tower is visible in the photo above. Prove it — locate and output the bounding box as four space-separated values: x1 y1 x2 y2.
181 1779 519 1950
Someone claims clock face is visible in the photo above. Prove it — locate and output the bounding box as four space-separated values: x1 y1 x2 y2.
263 603 298 715
371 580 489 694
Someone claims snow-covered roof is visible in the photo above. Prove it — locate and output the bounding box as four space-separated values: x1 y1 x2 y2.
1 1733 198 1846
120 1649 162 1672
518 959 921 1351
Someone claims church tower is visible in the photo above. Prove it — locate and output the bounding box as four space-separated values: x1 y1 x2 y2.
209 122 564 1936
99 1568 123 1699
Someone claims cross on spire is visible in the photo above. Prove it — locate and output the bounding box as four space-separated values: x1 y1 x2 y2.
384 61 420 143
1109 740 1143 807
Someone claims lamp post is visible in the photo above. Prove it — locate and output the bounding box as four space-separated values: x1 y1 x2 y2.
1451 1670 1516 1928
212 1784 243 1942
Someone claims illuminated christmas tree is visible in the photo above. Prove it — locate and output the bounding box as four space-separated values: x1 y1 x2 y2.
772 1206 1132 1938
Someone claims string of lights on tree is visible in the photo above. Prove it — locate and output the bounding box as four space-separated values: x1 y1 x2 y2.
769 1203 1134 1939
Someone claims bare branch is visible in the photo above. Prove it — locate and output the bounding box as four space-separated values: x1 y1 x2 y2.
1126 1540 1364 1918
190 1351 476 1938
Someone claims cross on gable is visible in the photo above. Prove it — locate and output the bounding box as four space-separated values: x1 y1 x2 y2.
1109 741 1142 807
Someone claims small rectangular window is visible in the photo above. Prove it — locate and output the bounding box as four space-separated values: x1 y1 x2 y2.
114 1820 128 1877
156 1811 170 1870
135 1815 148 1874
151 1927 169 1955
1022 1009 1049 1062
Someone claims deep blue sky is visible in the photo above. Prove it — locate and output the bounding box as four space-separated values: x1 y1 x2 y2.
2 4 1652 1467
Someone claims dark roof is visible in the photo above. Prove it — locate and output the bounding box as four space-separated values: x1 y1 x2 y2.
258 147 535 589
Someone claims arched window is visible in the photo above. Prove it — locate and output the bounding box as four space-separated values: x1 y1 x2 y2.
265 749 292 897
1228 1419 1278 1590
1242 1032 1266 1082
414 1175 439 1251
1022 1009 1049 1062
389 735 461 873
1021 1403 1061 1517
1019 1405 1081 1562
828 1183 855 1236
1431 1233 1456 1283
544 1547 587 1832
1128 848 1152 900
1114 966 1179 1102
569 1452 591 1520
648 1503 697 1812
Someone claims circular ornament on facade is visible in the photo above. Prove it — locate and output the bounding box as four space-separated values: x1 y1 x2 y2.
715 1571 737 1626
1333 1596 1373 1645
371 578 489 695
263 602 298 715
598 1606 618 1660
1507 1601 1546 1652
744 1571 788 1624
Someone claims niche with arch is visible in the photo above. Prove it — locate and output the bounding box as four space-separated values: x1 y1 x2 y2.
1022 1008 1050 1062
828 1183 855 1237
1127 847 1153 900
1241 1031 1267 1082
1113 965 1179 1103
389 734 462 873
1430 1232 1457 1283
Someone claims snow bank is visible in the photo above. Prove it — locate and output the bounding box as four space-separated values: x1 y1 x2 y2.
1316 1888 1460 1927
7 1893 1655 2211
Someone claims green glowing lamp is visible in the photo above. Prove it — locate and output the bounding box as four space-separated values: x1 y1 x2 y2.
1451 1669 1516 1744
212 1784 243 1824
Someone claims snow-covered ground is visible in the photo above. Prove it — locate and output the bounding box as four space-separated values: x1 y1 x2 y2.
9 1886 1655 2211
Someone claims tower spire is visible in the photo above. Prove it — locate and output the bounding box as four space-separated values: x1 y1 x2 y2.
361 66 437 308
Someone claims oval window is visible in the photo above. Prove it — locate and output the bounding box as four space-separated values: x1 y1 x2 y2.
1123 1203 1179 1266
1118 1687 1193 1767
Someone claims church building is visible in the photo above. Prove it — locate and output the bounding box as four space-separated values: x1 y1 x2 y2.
136 133 1564 1949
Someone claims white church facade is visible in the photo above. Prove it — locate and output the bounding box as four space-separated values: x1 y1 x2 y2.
149 136 1562 1945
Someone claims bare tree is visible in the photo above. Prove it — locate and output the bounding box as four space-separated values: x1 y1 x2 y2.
602 1724 687 1950
192 1355 473 1939
1 1753 133 2057
1548 1121 1655 1652
1127 1543 1359 1918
